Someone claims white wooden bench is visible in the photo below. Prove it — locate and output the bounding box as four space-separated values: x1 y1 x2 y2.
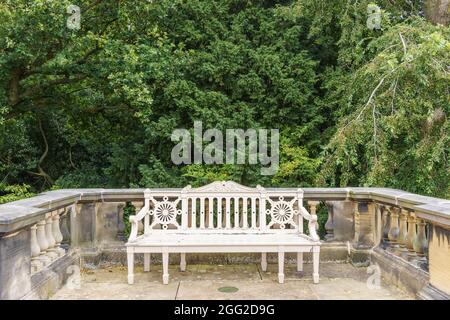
126 181 321 285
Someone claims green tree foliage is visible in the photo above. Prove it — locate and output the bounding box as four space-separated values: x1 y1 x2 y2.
0 183 34 204
317 8 449 198
0 0 448 199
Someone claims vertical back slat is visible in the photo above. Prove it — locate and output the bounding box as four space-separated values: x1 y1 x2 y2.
251 197 257 229
200 197 205 229
191 197 197 229
242 197 248 229
234 197 239 229
208 197 214 229
217 198 223 229
225 197 231 229
297 190 304 234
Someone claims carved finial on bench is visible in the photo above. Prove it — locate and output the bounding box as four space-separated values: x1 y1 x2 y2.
181 185 192 193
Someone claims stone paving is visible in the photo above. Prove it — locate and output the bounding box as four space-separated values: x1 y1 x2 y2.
51 262 414 300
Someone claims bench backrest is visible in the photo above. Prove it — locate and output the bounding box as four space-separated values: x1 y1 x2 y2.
140 181 310 234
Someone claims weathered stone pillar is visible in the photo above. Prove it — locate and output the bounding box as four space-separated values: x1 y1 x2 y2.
76 201 129 250
96 202 126 245
353 202 375 246
75 202 97 250
327 201 354 241
351 201 375 266
0 229 32 299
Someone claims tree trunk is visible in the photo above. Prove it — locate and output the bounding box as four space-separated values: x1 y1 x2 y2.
424 0 449 25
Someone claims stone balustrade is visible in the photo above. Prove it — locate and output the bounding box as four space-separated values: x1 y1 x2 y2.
30 208 67 274
0 186 448 299
377 207 429 264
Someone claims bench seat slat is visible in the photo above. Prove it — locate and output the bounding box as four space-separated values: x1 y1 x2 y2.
127 233 319 247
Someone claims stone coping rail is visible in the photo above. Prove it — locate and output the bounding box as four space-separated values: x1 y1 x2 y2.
1 187 449 234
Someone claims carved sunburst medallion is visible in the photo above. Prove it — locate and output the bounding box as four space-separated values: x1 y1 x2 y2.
155 203 176 224
266 196 298 229
150 196 181 230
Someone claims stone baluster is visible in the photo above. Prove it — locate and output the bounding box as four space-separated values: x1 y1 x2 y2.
308 201 320 235
30 224 43 273
45 212 58 260
413 218 428 259
60 208 71 246
387 206 400 248
324 202 334 241
382 206 391 246
398 209 409 253
406 212 417 257
374 204 383 245
36 220 52 266
52 209 65 257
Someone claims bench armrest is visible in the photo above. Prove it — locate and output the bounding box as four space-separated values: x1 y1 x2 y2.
299 206 320 241
128 205 149 241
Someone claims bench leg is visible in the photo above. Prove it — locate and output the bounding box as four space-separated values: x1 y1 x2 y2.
180 253 186 272
278 252 285 284
297 252 303 272
162 252 169 285
261 252 267 272
144 253 150 272
127 252 134 284
313 247 320 284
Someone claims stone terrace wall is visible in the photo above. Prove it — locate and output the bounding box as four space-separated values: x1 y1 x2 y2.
0 186 449 299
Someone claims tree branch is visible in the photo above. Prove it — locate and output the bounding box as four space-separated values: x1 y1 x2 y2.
27 118 54 186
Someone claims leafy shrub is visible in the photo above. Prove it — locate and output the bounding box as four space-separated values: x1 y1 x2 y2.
0 184 34 204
